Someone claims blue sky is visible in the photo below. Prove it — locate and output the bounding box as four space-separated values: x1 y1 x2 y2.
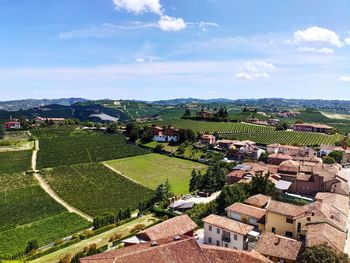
0 0 350 100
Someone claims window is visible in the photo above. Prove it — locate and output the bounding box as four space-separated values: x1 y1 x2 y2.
216 240 220 246
217 228 220 234
272 227 276 234
234 234 237 240
209 225 212 231
286 218 293 224
208 237 212 244
307 217 311 222
285 231 293 238
224 243 228 248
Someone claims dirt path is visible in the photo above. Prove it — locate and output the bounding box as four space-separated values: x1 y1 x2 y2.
32 140 93 222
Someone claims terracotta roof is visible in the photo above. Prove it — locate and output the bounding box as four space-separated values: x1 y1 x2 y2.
81 236 209 263
138 215 197 241
201 245 272 263
268 153 292 160
267 200 306 217
245 194 271 208
225 203 266 219
81 235 273 263
202 214 253 235
304 223 346 252
294 123 333 129
255 232 303 261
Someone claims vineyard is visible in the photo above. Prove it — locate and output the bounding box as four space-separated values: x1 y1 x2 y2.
152 119 274 133
0 150 32 173
105 154 207 195
230 131 344 146
0 212 89 259
0 172 89 259
42 162 154 216
33 127 149 168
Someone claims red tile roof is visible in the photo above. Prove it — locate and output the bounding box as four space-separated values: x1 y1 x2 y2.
267 200 306 217
244 194 271 208
255 232 302 261
202 214 253 235
137 215 198 241
225 203 266 219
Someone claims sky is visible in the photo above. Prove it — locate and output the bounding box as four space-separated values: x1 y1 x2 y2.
0 0 350 101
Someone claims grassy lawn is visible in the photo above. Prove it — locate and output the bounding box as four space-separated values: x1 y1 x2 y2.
105 153 207 195
0 131 33 152
31 214 159 263
142 141 178 153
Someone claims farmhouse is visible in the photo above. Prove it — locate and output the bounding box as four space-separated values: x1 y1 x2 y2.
293 123 333 134
34 116 65 124
200 134 216 145
152 126 179 143
81 235 272 263
227 144 265 162
4 121 21 130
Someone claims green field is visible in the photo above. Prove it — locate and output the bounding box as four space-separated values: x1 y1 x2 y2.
42 162 154 216
0 150 32 173
230 131 344 146
151 119 274 134
0 172 89 259
0 212 89 259
33 127 149 168
0 131 33 151
105 154 207 195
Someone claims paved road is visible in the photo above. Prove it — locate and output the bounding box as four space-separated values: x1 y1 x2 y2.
31 140 93 222
344 168 350 254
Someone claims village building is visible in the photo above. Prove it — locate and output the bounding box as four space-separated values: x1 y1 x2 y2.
197 110 213 119
293 123 333 134
244 194 271 209
200 134 216 145
255 232 303 263
4 121 21 129
123 215 197 246
81 235 272 263
202 214 255 250
227 144 265 162
225 202 266 231
152 126 179 143
34 116 65 124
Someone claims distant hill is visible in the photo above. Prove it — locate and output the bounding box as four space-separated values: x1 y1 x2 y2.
0 98 87 111
151 98 235 105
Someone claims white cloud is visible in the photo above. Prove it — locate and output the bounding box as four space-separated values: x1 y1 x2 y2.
293 26 343 48
340 75 350 82
112 0 187 32
158 15 186 31
345 36 350 45
298 46 334 54
136 58 145 63
235 61 274 80
112 0 162 15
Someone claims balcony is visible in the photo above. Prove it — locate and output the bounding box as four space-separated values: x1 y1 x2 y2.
222 236 231 243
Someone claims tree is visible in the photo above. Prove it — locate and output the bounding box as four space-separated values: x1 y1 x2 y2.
276 122 289 131
25 239 39 253
141 127 154 143
86 121 94 128
323 156 336 164
216 184 248 213
258 151 268 163
0 124 4 139
189 169 198 193
299 245 349 263
106 123 119 133
154 143 165 152
329 150 344 164
153 180 172 203
183 109 191 118
250 172 275 197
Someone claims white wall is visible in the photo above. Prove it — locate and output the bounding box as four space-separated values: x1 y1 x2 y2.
203 223 245 250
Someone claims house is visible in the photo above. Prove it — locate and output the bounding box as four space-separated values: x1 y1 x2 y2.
268 153 292 165
225 202 266 231
34 116 65 124
197 110 214 119
168 200 195 213
227 163 269 185
293 123 333 134
123 215 197 246
276 111 300 118
244 194 271 209
267 119 280 126
265 193 348 250
217 139 236 150
203 214 254 250
152 126 179 143
4 121 21 130
255 232 303 263
200 134 216 145
81 235 272 263
227 144 265 161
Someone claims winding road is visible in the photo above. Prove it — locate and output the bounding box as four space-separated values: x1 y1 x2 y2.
32 140 93 222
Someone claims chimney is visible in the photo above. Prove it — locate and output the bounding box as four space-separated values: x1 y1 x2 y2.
173 235 181 241
151 240 158 247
